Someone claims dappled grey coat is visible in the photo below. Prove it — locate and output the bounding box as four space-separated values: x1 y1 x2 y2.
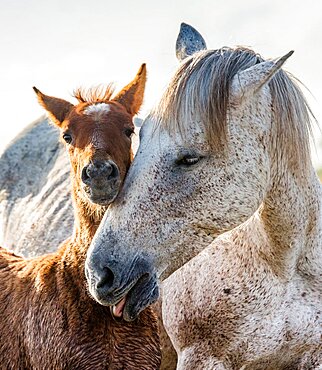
0 116 73 257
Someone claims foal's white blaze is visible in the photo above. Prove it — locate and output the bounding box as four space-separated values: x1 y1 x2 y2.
85 103 111 150
84 103 111 115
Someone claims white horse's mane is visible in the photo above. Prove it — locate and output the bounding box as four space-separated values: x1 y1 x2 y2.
153 47 314 174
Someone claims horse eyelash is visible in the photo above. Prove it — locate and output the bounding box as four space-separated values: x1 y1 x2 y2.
124 128 135 138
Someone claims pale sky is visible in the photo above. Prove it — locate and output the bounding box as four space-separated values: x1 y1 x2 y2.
1 0 322 164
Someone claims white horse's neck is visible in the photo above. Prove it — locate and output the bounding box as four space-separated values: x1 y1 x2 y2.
257 163 322 278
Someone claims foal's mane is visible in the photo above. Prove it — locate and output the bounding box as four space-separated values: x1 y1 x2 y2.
73 83 115 104
153 47 314 172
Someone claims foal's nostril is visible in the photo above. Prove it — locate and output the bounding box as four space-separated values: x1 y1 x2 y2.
104 163 113 178
107 162 119 180
96 266 115 290
81 166 91 184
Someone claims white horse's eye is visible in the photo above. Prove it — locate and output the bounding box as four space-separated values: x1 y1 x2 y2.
177 155 200 166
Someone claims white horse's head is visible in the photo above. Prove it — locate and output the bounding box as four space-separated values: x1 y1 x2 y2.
85 24 313 321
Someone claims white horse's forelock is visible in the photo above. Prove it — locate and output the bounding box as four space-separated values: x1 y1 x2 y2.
153 47 315 174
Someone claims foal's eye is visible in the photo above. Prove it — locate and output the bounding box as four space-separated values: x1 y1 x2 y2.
124 128 134 138
62 133 72 144
176 155 201 166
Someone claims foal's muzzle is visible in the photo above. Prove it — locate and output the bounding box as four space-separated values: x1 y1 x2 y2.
81 159 120 205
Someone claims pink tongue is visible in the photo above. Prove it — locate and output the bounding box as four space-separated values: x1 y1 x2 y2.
112 297 126 318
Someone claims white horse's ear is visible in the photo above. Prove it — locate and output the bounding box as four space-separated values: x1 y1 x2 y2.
133 117 143 128
231 50 294 102
176 23 207 61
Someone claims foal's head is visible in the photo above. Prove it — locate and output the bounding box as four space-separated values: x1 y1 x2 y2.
34 65 146 207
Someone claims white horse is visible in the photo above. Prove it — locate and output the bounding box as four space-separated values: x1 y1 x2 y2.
86 24 322 369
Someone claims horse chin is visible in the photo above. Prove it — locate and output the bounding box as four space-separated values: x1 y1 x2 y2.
89 195 116 206
84 186 119 206
121 276 160 322
90 274 159 322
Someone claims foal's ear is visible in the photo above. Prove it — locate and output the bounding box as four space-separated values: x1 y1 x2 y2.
176 23 207 61
112 64 147 116
33 87 74 127
230 51 294 102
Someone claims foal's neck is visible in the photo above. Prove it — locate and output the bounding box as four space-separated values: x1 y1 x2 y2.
72 188 106 247
258 165 322 277
58 185 106 285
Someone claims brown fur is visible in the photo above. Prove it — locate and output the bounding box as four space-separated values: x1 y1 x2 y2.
73 84 115 103
0 65 161 369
